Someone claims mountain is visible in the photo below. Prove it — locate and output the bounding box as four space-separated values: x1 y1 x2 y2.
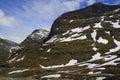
0 38 18 65
21 29 49 46
1 3 120 80
46 2 120 41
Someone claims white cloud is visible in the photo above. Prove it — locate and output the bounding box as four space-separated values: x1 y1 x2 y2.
21 0 85 21
86 0 96 5
0 9 16 27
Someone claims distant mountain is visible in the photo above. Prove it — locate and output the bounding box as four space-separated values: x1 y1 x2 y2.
2 3 120 79
21 29 49 46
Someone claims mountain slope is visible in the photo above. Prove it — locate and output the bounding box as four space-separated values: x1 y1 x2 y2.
46 2 120 41
5 3 120 80
0 38 18 65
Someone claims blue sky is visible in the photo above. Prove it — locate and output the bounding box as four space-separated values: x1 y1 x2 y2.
0 0 119 43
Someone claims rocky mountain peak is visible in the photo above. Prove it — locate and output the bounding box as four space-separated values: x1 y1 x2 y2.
29 29 49 40
21 29 49 46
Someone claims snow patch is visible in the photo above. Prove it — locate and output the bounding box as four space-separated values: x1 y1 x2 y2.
104 55 117 61
88 52 103 62
105 31 110 35
88 71 101 75
97 37 108 44
98 58 120 67
91 30 97 42
8 69 29 74
60 35 87 42
62 26 90 36
16 56 25 62
40 59 78 69
105 39 120 54
94 22 103 28
41 74 61 79
8 57 17 63
96 77 106 80
92 46 97 51
112 20 120 28
101 16 104 21
47 48 51 52
46 35 57 43
71 26 90 33
66 59 78 66
114 8 120 12
79 63 98 69
69 20 74 23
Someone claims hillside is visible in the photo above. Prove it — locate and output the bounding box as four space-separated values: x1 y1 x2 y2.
0 38 18 65
1 2 120 80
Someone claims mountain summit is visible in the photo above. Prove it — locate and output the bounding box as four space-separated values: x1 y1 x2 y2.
21 29 49 46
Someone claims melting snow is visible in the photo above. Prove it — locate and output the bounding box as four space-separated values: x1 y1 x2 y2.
97 37 108 44
88 71 101 74
8 69 29 74
94 22 103 28
16 56 25 62
40 59 78 69
98 58 120 67
101 16 104 21
71 26 90 33
105 31 110 35
47 48 51 52
69 20 74 23
104 55 117 61
106 39 120 54
8 57 17 63
88 71 94 74
62 30 70 36
114 8 120 12
91 30 97 42
57 70 74 73
88 52 103 62
79 63 98 69
62 26 90 36
65 59 78 66
112 20 120 28
93 46 98 51
60 35 87 42
46 35 57 43
41 74 61 79
87 64 98 68
96 77 106 80
11 46 23 50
